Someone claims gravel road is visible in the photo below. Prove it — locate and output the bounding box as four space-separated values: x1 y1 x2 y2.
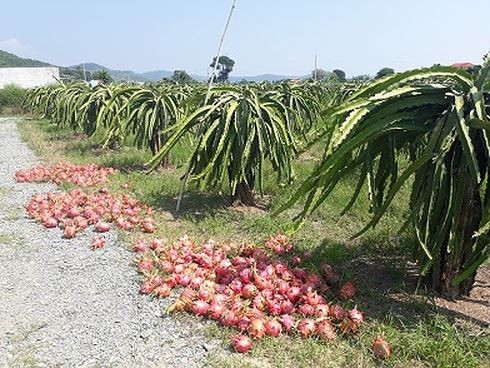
0 118 222 368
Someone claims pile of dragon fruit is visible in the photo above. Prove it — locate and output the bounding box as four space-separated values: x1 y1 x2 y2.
16 163 392 358
26 187 156 247
135 234 367 353
15 162 115 187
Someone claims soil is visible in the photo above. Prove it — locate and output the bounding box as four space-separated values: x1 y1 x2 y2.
434 264 490 325
352 255 489 330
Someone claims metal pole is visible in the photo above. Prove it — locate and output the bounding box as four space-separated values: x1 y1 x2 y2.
205 0 238 103
176 0 238 212
314 55 317 81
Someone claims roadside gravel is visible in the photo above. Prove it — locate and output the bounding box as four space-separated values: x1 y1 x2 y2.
0 118 223 368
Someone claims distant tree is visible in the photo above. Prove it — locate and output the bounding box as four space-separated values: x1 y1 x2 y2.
59 67 90 81
375 67 395 79
332 69 346 82
311 68 328 81
171 70 194 84
311 69 339 83
92 70 113 84
210 55 235 82
351 74 371 83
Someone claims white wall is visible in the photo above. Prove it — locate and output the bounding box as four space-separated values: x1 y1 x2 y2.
0 67 60 88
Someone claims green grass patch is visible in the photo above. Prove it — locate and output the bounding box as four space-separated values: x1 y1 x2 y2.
3 207 23 221
0 185 12 195
0 84 26 115
0 232 21 245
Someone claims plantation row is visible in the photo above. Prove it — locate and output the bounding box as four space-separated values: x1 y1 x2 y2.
24 81 359 203
24 59 490 297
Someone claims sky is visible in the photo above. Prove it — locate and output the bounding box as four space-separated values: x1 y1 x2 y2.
0 0 488 77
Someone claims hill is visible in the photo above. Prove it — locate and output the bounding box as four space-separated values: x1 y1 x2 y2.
69 62 108 72
0 50 52 68
140 70 173 81
69 63 148 82
0 49 305 82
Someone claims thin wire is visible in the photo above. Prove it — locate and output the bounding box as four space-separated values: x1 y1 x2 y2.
176 0 238 212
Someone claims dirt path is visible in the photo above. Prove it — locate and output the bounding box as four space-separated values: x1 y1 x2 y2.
0 118 222 368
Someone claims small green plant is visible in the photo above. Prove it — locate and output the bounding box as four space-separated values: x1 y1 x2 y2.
0 84 26 114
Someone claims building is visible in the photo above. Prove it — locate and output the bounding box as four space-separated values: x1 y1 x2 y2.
451 62 475 70
0 67 60 88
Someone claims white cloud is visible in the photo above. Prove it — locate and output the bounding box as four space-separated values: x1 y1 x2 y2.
0 38 32 55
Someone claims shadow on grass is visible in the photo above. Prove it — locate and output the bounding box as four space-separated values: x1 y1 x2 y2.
307 236 490 330
102 155 148 172
143 190 230 220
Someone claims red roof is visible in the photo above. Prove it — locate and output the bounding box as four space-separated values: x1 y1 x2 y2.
451 62 475 69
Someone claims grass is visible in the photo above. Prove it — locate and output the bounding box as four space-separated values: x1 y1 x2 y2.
0 186 12 198
6 323 46 368
0 187 22 221
0 232 21 245
4 208 22 222
0 84 26 116
8 346 40 368
17 118 490 368
9 323 47 343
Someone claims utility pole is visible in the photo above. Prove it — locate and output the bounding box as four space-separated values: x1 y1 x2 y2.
82 63 87 81
314 55 318 81
206 0 238 103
